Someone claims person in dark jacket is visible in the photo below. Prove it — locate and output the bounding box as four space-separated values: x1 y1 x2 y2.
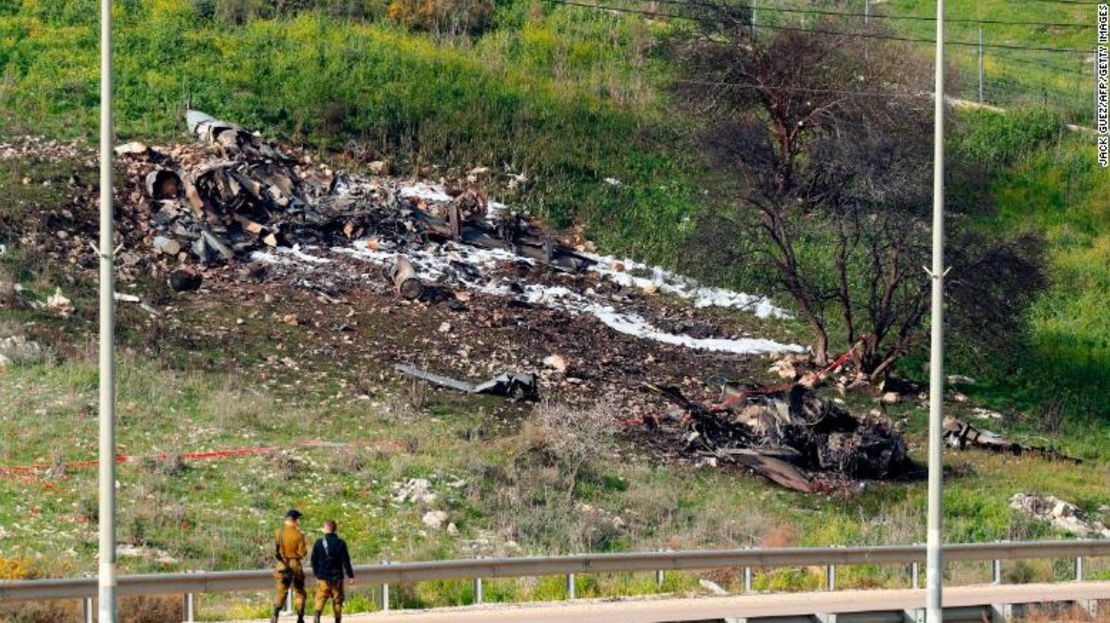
310 520 354 623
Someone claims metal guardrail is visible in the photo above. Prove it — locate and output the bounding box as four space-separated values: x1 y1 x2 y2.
1 540 1107 608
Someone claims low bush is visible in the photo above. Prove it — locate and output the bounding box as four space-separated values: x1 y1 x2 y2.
387 0 493 35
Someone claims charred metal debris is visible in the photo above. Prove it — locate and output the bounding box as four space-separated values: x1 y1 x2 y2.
99 112 1066 494
121 110 593 274
644 382 911 493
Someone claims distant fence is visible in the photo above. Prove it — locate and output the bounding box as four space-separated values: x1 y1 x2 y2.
2 540 1108 619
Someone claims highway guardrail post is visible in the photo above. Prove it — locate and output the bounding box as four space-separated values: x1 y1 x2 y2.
991 559 1002 585
566 573 576 600
381 560 391 613
1074 556 1084 582
989 602 1012 623
83 597 94 623
182 591 195 623
903 608 925 623
655 549 665 588
826 564 835 591
473 576 483 604
743 566 752 593
911 562 919 589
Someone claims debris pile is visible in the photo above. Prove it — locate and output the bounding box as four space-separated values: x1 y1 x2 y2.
122 110 594 272
1010 494 1110 538
943 417 1080 463
396 364 540 401
107 111 802 357
8 113 921 493
646 383 909 492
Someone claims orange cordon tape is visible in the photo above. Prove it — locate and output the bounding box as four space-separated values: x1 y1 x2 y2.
0 447 278 475
709 338 865 412
0 439 402 477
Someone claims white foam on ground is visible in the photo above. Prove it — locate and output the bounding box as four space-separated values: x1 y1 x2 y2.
587 254 791 319
251 245 332 266
519 283 803 355
260 240 803 355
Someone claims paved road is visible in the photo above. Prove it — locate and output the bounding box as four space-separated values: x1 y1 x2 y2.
248 582 1109 622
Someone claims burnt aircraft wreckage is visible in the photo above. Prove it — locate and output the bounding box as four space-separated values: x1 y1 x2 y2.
107 111 1068 493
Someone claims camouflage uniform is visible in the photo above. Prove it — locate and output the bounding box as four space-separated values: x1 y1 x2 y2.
273 522 308 617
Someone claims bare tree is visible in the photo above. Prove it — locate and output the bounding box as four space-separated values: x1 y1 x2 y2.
673 7 1043 381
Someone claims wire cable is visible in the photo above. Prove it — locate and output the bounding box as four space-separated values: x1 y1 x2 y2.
554 1 1092 54
645 0 1091 29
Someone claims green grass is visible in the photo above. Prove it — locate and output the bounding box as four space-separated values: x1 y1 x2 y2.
1 3 1108 617
883 0 1096 122
0 0 700 265
941 109 1110 423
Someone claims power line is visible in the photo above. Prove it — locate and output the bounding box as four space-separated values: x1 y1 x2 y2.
673 77 933 98
647 0 1090 29
553 0 1092 54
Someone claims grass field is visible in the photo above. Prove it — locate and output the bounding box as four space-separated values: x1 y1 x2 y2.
0 1 1107 619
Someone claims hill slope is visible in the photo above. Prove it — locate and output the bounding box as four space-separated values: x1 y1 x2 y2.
0 1 1107 618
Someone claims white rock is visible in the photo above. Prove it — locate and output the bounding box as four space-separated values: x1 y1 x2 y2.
880 392 900 404
972 407 1004 420
438 321 451 334
0 335 45 367
1052 501 1075 519
422 511 448 529
769 359 797 379
113 141 149 156
699 579 729 596
543 354 567 372
392 478 436 505
947 374 976 385
46 287 74 317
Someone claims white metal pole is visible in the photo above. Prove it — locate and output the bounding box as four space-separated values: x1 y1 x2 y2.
926 0 946 621
865 0 870 25
98 0 118 621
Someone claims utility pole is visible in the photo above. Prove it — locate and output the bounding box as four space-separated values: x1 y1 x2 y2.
926 0 946 621
98 0 118 621
978 28 984 104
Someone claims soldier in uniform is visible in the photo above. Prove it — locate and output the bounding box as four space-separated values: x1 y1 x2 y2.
272 509 308 623
310 520 355 623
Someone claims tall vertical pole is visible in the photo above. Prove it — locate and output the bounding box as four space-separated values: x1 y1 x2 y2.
750 0 756 37
864 0 870 25
926 0 946 621
978 28 984 104
98 0 118 621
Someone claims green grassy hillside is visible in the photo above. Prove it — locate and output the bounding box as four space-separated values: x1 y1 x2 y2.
0 2 1106 617
0 0 700 265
